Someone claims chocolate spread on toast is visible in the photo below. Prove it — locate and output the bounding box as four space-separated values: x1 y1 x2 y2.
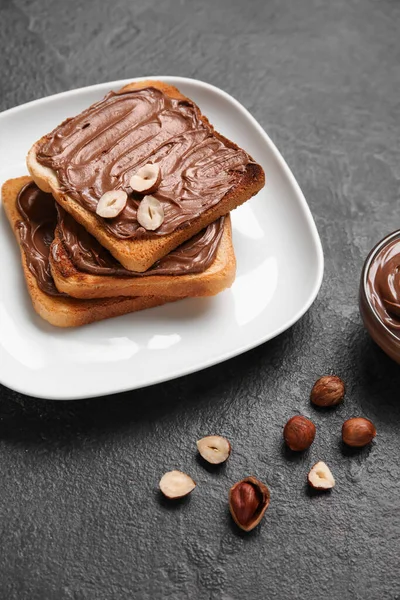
16 182 225 296
53 207 224 277
36 86 250 239
16 181 64 296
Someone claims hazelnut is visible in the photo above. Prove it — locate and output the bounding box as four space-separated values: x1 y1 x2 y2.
159 470 196 499
229 477 270 532
96 189 127 218
130 163 161 194
197 435 231 464
283 416 316 451
342 417 376 447
137 195 164 230
308 461 335 490
311 375 345 407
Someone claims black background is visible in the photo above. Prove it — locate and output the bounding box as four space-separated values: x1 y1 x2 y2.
1 0 400 598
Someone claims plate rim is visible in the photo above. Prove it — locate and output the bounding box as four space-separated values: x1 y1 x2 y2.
0 76 324 399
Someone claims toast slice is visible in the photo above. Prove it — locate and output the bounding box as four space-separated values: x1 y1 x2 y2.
2 176 178 328
27 80 265 272
50 211 235 299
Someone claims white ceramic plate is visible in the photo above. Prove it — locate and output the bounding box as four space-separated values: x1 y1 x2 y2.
0 76 323 400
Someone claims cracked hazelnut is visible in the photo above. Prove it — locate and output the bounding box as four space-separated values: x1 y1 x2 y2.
283 416 316 451
308 461 335 490
96 189 127 218
342 417 376 447
197 435 231 464
130 163 161 194
159 470 196 499
229 477 270 532
137 195 164 230
311 375 345 407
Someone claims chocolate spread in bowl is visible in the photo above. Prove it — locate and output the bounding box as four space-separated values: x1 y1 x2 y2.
360 231 400 363
367 237 400 337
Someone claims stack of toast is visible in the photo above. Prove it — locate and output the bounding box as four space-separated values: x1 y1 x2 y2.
2 80 265 327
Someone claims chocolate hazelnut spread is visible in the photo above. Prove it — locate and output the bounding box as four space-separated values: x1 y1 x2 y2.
16 181 65 296
360 231 400 364
53 206 224 277
16 182 225 297
36 86 251 239
366 236 400 339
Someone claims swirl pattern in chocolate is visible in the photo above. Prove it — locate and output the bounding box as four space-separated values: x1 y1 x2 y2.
16 181 65 296
36 86 250 239
366 236 400 339
53 207 224 277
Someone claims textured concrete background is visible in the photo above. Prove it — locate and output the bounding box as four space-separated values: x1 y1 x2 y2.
1 0 400 598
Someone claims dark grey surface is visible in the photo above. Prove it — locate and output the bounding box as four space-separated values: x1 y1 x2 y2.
1 0 400 598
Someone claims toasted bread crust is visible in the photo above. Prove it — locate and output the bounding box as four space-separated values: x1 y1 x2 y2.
50 215 235 299
27 79 265 272
1 176 178 327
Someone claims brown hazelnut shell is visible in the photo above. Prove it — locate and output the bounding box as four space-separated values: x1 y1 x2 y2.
229 476 270 532
283 416 316 451
311 375 345 407
342 417 376 447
